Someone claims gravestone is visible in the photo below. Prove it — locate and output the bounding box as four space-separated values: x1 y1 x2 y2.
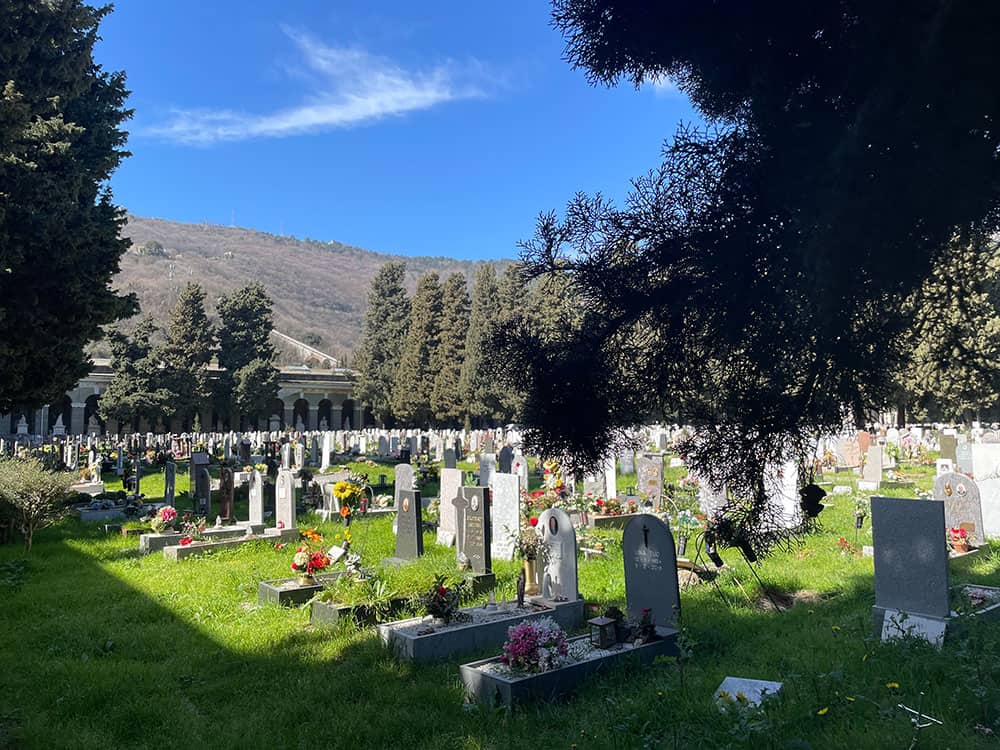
309 436 320 466
970 443 1000 479
163 461 176 505
478 454 496 488
219 467 235 521
192 467 210 515
239 440 251 466
275 469 297 531
189 452 209 497
452 487 470 559
934 472 985 546
443 448 457 469
378 436 389 457
936 459 954 476
623 514 681 631
635 454 664 507
956 442 973 475
857 430 872 455
294 442 304 469
582 473 604 499
392 489 423 560
940 434 958 462
538 507 578 602
489 473 520 561
280 443 292 470
394 463 415 509
619 450 635 476
871 496 949 624
249 470 264 525
484 437 496 454
437 467 463 547
321 432 333 470
862 444 882 487
498 445 514 474
460 487 491 575
513 454 529 492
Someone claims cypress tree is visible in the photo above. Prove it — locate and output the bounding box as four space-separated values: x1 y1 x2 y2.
431 273 471 426
0 1 136 410
460 265 502 426
354 262 411 426
216 282 278 427
157 283 215 427
99 316 173 430
392 273 443 427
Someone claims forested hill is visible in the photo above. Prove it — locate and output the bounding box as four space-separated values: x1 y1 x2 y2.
112 215 505 363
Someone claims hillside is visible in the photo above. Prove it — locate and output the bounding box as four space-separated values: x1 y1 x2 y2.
108 215 505 363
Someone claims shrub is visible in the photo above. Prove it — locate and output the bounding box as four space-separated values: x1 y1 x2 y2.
0 458 75 554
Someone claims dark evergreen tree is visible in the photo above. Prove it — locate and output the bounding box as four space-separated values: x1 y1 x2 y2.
215 282 278 426
0 0 136 410
460 265 502 426
392 273 443 427
354 262 410 425
431 273 471 426
99 316 173 429
157 283 214 426
495 1 1000 556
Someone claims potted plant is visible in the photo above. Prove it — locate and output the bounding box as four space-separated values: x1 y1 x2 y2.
949 527 971 553
498 617 569 674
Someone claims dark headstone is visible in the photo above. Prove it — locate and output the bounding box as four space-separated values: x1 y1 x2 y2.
196 467 211 515
498 445 514 474
394 489 424 560
444 448 457 470
622 514 680 631
871 496 949 618
460 487 492 575
219 467 235 520
163 461 176 505
189 451 209 495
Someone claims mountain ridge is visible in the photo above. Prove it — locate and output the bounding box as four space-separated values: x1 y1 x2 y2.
108 215 507 363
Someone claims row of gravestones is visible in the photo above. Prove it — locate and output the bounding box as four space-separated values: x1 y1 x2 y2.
389 476 682 630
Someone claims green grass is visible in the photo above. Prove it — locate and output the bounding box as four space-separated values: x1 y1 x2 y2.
2 460 1000 749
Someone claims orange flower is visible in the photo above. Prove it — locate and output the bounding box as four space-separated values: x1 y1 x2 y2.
340 505 351 518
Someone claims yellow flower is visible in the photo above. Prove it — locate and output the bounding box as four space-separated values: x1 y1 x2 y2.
886 682 900 690
845 696 856 703
831 625 841 632
817 707 829 716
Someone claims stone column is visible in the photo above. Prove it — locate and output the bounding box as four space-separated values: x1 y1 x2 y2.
37 406 48 436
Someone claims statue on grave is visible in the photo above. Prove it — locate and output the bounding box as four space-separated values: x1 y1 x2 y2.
516 566 526 608
319 418 329 430
15 415 28 435
87 415 100 435
52 415 66 437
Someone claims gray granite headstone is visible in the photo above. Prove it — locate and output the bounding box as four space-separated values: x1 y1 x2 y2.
489 473 520 561
378 436 389 456
635 454 664 506
956 442 973 475
163 461 176 505
437 467 462 547
451 486 469 559
940 434 958 462
189 451 209 495
275 469 297 530
394 463 415 508
461 487 491 575
280 443 292 470
871 496 949 618
394 489 423 560
619 450 635 476
582 473 604 499
484 437 495 454
239 440 251 466
933 472 985 546
219 466 235 520
443 448 457 469
498 445 513 474
623 514 680 630
862 444 882 485
538 507 578 602
249 470 264 525
478 454 496 488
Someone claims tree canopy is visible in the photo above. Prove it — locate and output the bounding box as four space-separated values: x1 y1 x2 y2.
0 0 136 410
215 282 278 425
492 1 1000 554
392 272 443 427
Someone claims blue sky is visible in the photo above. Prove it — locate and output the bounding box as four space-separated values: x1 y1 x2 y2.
97 1 698 260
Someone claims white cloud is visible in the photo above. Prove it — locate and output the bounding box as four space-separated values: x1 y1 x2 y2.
145 28 491 145
648 74 678 96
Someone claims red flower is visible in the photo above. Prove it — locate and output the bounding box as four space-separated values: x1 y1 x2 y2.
274 542 287 550
179 537 192 546
596 499 604 506
529 517 539 527
437 586 447 596
530 490 544 499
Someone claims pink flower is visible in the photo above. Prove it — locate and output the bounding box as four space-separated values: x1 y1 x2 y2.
179 537 192 546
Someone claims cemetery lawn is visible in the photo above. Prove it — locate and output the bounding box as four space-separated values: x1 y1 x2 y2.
3 464 1000 748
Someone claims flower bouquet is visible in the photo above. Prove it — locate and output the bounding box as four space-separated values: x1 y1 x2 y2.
333 477 367 516
178 515 206 546
291 546 330 584
420 575 467 625
150 505 178 533
499 617 569 673
949 526 972 553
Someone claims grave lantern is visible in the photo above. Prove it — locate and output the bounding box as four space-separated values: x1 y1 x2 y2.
588 616 617 649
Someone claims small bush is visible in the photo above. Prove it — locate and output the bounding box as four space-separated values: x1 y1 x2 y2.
0 457 75 554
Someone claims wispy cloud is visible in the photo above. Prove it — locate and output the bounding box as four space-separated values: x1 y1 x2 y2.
146 27 492 145
647 74 678 96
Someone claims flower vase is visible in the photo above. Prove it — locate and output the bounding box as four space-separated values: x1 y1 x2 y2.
676 535 688 557
952 542 970 554
296 574 316 586
523 558 540 596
